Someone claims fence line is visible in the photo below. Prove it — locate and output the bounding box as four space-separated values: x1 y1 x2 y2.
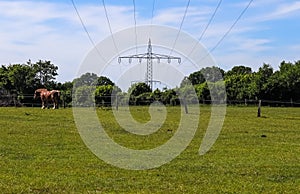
1 93 300 108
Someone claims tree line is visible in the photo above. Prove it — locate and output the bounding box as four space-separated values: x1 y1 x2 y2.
1 60 300 107
184 61 300 105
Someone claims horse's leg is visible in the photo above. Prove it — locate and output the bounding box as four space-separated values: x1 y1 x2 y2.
41 99 45 109
55 96 59 109
53 98 56 109
52 94 59 109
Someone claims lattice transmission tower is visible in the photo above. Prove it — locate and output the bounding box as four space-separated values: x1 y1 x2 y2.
118 39 181 90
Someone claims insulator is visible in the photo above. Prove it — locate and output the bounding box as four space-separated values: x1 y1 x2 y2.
168 58 171 64
118 58 121 63
178 58 181 64
129 58 132 64
139 58 142 63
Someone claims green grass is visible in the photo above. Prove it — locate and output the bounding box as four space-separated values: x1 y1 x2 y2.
0 106 299 193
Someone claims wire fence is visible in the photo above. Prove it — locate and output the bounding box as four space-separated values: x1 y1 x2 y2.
1 93 300 108
0 93 71 108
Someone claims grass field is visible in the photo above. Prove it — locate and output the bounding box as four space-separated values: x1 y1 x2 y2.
0 106 299 193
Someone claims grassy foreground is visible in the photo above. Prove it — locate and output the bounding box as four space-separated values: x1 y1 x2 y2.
0 106 299 193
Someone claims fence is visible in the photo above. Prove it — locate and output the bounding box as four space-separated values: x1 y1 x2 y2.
1 93 300 108
0 93 72 108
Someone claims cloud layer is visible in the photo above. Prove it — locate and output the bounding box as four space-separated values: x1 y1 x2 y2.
0 0 299 82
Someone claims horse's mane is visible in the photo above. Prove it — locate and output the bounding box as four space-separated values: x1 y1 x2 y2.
35 88 48 93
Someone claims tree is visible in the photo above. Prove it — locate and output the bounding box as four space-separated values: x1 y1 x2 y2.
95 85 114 106
187 71 205 85
73 72 98 88
73 86 95 107
194 82 210 104
254 63 274 99
180 76 192 87
225 73 256 103
57 81 73 107
186 66 225 85
127 82 151 105
97 76 115 86
152 88 162 101
0 65 12 91
226 65 252 77
31 60 58 88
128 82 151 97
161 88 179 105
265 61 300 102
200 66 225 82
0 60 59 106
7 64 35 95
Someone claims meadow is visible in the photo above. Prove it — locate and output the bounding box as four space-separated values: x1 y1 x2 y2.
0 106 299 193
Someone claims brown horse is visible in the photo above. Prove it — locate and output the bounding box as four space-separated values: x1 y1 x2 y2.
34 88 60 109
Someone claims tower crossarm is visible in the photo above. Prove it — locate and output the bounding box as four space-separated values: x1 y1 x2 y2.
118 39 181 90
118 53 181 64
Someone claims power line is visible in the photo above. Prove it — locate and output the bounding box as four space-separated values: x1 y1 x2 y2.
70 0 105 61
209 0 254 54
198 0 254 62
169 0 191 55
199 0 223 42
149 0 156 37
182 0 223 64
151 0 156 26
133 0 138 54
101 0 120 56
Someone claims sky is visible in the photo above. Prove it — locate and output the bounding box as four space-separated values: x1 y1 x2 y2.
0 0 300 84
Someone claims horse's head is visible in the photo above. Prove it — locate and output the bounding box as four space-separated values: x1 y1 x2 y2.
34 90 38 99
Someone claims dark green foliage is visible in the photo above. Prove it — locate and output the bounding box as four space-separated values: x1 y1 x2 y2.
0 60 59 106
73 72 98 88
187 62 300 105
225 65 252 77
128 82 152 105
186 66 225 85
95 85 115 107
72 74 117 107
32 60 58 88
97 76 115 86
1 59 300 107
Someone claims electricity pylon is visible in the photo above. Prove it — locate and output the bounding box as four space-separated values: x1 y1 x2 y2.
118 39 181 90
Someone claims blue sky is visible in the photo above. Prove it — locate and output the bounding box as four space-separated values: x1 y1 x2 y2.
0 0 300 83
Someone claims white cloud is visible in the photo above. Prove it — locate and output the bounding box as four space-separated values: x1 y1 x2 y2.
0 0 299 83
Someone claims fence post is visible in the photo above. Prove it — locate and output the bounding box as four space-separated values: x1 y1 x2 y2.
257 100 261 117
115 95 118 111
183 97 188 114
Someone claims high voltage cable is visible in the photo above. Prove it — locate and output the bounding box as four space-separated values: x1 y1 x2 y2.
198 0 223 42
101 0 120 56
182 0 223 64
149 0 156 37
209 0 254 54
70 0 105 61
199 0 254 62
151 0 156 26
133 0 138 54
169 0 191 55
